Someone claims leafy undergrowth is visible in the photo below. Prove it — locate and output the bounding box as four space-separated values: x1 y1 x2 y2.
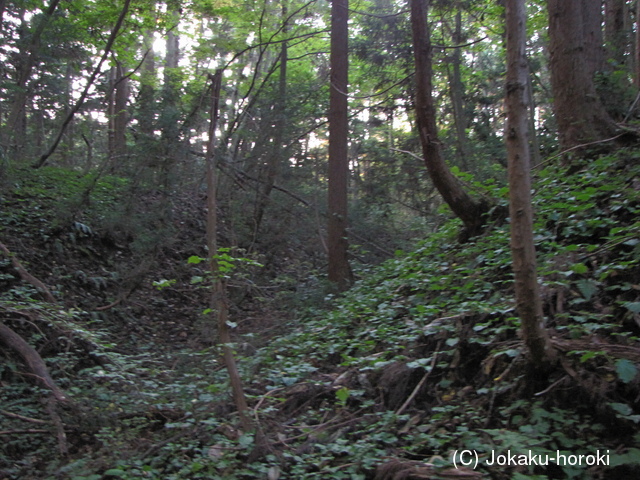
1 151 640 479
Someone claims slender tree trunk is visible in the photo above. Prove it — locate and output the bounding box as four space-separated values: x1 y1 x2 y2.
60 62 75 165
448 10 470 171
253 2 289 239
138 32 156 137
527 73 542 168
505 0 555 371
636 0 640 87
107 67 116 159
409 0 488 238
160 14 181 190
547 0 619 152
0 0 5 32
34 0 132 168
107 62 128 167
205 72 251 431
3 0 61 157
115 63 129 159
605 0 627 67
328 0 353 290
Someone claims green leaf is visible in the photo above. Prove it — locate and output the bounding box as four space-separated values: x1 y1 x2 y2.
188 255 203 264
610 402 633 416
335 386 350 404
571 262 588 274
152 278 176 289
623 302 640 314
576 279 598 301
579 351 598 362
609 448 640 467
616 359 638 384
238 433 254 447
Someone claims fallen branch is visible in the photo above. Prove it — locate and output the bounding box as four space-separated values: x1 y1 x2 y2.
396 342 441 416
0 409 50 424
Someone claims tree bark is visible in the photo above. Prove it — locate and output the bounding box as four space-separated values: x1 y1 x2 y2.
0 241 68 401
0 323 67 403
138 31 156 137
327 0 353 290
409 0 488 238
636 0 640 87
505 0 555 371
604 0 627 68
159 12 181 191
109 61 129 163
206 72 251 431
447 10 471 171
547 0 619 152
253 2 289 239
0 241 56 302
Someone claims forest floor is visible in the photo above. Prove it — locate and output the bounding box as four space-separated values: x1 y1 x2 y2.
1 150 640 480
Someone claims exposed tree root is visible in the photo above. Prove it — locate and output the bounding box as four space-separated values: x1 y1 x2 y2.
0 322 67 403
0 240 69 403
0 241 56 302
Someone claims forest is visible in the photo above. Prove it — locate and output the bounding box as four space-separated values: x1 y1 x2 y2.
1 0 640 478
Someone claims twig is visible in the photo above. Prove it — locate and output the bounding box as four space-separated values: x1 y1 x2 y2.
0 429 48 435
94 297 122 311
396 342 441 416
533 133 627 169
534 375 569 397
253 387 286 423
623 90 640 122
347 229 395 257
141 430 191 459
0 409 50 424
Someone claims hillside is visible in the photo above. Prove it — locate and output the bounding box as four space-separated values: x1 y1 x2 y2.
1 149 640 479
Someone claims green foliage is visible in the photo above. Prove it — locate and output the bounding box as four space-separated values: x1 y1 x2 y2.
187 248 263 279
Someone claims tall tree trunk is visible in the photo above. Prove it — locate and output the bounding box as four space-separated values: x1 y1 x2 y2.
505 0 555 371
60 62 75 165
636 0 640 87
327 0 353 290
603 0 631 119
253 2 289 239
112 62 129 160
409 0 488 238
447 10 471 171
0 0 5 32
547 0 620 152
3 0 61 158
159 12 181 193
605 0 627 67
138 32 156 138
205 71 251 431
527 73 542 168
